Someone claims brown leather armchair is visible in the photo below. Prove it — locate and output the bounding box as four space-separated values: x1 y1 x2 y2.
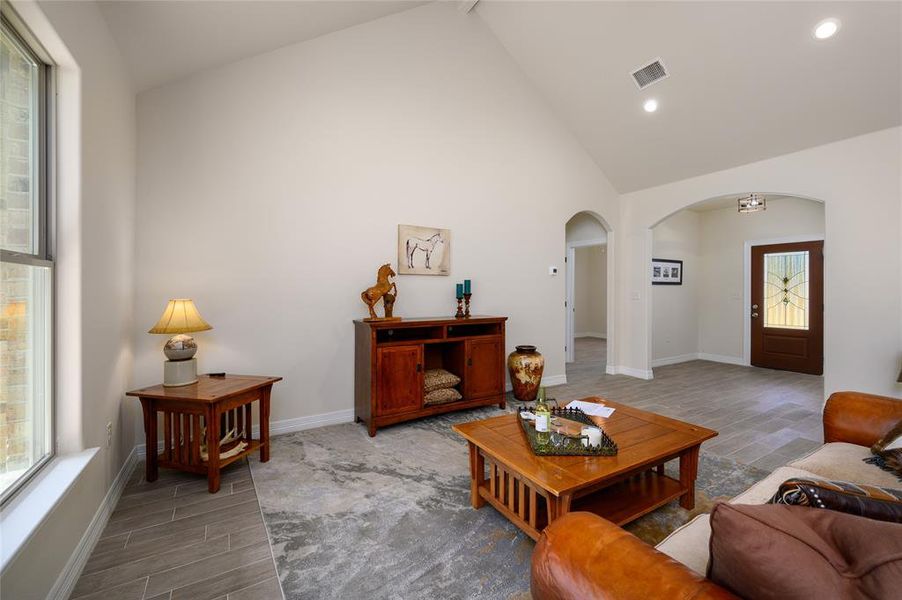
530 391 902 600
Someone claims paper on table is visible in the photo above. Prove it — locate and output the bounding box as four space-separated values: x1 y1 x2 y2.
565 400 615 418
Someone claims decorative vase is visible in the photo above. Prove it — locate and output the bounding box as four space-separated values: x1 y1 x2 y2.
507 345 545 401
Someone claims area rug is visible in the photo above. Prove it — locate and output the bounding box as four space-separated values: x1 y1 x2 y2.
250 407 767 600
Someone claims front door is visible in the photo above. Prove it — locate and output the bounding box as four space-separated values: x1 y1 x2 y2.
751 241 823 375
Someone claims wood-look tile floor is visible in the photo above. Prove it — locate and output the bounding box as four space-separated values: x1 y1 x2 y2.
554 338 825 471
71 460 282 600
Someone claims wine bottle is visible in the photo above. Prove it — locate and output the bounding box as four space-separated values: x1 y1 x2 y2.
534 387 551 446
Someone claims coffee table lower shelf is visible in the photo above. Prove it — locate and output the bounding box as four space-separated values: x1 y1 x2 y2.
473 456 689 541
572 471 686 526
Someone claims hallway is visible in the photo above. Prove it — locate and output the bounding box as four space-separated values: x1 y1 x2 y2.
555 337 824 471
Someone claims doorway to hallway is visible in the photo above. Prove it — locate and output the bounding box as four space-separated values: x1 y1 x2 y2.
565 211 611 367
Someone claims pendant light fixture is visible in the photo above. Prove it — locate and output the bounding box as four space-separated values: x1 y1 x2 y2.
738 193 767 213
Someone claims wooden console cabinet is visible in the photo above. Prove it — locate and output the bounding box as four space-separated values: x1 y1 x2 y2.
354 316 508 436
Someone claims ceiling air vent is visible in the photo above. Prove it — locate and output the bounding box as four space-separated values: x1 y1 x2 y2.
631 58 669 89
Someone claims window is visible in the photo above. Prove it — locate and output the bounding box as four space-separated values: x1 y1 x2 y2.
1 15 53 504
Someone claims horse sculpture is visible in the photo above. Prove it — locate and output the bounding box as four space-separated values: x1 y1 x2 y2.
361 263 398 320
405 233 443 270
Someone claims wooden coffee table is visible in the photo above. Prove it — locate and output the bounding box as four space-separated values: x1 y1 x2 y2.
452 397 717 540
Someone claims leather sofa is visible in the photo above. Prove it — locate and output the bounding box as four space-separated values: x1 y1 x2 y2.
531 391 902 600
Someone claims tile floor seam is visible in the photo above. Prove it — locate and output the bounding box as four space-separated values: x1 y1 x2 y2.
119 499 260 541
248 450 287 600
139 544 241 595
223 574 278 600
75 532 232 585
166 557 273 599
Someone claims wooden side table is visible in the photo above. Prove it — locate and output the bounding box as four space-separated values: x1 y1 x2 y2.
127 374 282 493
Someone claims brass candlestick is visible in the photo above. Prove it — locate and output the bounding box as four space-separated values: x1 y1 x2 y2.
464 293 472 318
455 297 465 319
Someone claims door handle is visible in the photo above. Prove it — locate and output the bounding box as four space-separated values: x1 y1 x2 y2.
416 363 422 372
467 358 473 367
751 312 759 318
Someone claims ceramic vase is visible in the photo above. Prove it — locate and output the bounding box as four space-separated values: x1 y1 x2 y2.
507 345 545 401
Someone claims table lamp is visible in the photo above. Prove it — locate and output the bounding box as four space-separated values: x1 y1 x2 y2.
148 299 212 387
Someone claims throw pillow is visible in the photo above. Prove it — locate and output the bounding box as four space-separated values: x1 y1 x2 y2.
424 387 462 406
865 419 902 482
769 477 902 523
707 503 902 600
424 368 462 393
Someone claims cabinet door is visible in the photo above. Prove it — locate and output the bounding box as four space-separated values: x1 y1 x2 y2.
465 337 503 399
375 345 423 416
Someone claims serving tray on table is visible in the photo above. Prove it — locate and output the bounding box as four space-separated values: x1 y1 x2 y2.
518 405 618 456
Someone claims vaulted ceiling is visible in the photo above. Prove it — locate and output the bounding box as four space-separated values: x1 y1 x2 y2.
97 1 901 193
97 0 426 91
476 1 902 191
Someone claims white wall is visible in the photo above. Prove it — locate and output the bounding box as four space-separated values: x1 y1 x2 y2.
2 1 136 597
589 246 607 337
619 127 901 397
698 197 824 360
574 245 606 337
566 211 608 243
133 3 619 425
651 210 700 363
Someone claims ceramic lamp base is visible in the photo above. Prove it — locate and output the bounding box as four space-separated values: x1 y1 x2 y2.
163 358 198 387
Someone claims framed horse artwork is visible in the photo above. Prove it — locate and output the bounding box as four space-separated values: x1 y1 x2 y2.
397 224 451 275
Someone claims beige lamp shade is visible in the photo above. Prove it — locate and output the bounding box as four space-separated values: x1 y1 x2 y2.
148 299 213 334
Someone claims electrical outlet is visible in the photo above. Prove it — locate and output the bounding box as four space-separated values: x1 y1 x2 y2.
106 422 113 448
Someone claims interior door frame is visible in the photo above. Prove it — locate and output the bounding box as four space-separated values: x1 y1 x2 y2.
565 238 608 364
742 234 825 367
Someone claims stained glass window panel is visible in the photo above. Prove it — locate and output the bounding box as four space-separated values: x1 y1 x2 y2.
763 251 809 330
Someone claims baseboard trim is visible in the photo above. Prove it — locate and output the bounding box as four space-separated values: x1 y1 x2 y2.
48 447 139 600
541 374 567 387
254 408 355 437
574 332 607 339
698 353 747 366
647 352 747 371
605 365 654 380
651 353 700 367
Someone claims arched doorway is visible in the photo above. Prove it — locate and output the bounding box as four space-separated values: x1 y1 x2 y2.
565 211 614 373
648 194 825 377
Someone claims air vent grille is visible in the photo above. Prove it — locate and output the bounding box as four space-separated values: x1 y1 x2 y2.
631 59 669 89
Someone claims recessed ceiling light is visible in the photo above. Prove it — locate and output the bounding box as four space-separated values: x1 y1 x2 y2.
643 99 658 113
814 18 840 40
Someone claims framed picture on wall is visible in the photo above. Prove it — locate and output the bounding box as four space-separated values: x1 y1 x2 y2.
652 258 683 285
398 224 451 275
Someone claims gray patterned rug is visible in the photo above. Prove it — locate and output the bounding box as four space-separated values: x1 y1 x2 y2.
249 407 767 600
